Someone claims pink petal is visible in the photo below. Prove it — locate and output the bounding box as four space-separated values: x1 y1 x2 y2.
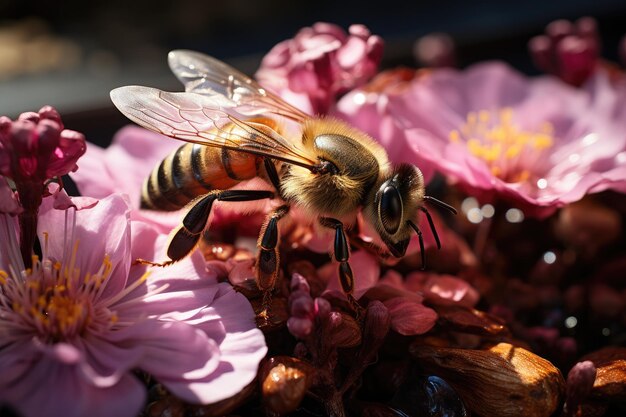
38 193 132 300
45 129 87 177
73 336 145 387
1 358 145 417
423 275 480 307
47 182 98 211
113 320 222 381
161 286 266 404
383 297 438 335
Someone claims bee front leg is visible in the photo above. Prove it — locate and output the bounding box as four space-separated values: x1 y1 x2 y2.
319 217 364 317
256 205 290 321
135 189 274 267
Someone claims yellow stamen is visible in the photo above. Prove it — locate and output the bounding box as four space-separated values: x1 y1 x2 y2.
449 108 555 183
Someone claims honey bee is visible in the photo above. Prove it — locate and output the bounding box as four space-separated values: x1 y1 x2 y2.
110 50 456 312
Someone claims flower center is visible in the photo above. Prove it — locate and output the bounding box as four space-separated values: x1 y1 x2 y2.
0 240 117 343
449 108 554 183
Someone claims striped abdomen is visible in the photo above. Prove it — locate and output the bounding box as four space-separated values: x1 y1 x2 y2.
141 142 260 211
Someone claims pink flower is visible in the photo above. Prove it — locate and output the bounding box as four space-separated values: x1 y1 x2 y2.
256 22 383 114
342 62 626 218
0 106 86 184
0 193 266 417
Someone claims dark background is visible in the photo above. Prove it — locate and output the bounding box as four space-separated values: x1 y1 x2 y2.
1 0 625 147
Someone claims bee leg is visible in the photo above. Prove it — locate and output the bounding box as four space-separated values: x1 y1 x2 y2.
256 205 290 322
135 189 274 267
263 158 282 194
319 217 364 318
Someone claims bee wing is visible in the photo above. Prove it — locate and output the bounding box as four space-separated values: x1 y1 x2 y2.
110 85 319 170
168 49 309 123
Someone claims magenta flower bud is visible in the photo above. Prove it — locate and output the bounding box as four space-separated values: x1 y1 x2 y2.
290 273 311 293
287 317 314 339
575 16 600 48
563 361 597 416
0 106 86 268
557 35 597 86
0 106 86 183
413 33 457 68
529 17 599 86
290 296 315 318
314 297 331 319
546 19 574 43
528 35 554 73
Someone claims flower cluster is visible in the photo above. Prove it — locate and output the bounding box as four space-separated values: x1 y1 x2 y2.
256 22 383 114
0 111 266 417
3 18 626 417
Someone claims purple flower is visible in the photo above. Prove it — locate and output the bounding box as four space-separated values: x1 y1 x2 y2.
0 193 266 417
256 22 383 114
341 62 626 218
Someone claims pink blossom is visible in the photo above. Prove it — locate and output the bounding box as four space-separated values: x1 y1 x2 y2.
256 22 383 114
341 62 626 218
0 193 266 417
0 106 86 183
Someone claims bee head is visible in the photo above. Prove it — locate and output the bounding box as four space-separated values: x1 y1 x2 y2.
365 163 457 265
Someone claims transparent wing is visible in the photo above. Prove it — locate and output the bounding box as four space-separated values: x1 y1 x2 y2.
110 85 318 170
168 49 309 122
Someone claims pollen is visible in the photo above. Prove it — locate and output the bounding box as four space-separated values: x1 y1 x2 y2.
449 108 555 184
0 242 119 343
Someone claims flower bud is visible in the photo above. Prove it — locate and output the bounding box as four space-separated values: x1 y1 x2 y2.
563 361 597 417
290 272 311 293
327 312 361 348
287 316 313 339
413 33 456 68
528 17 600 86
580 346 626 402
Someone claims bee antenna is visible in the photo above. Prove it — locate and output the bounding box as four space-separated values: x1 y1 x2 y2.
419 207 441 250
424 195 458 215
407 220 426 270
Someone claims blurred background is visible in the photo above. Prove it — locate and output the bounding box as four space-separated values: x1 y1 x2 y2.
1 0 625 147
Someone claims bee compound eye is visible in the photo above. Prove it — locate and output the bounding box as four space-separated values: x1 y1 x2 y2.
379 184 403 235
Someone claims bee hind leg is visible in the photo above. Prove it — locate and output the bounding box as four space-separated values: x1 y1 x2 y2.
319 217 364 319
134 189 275 267
256 205 290 323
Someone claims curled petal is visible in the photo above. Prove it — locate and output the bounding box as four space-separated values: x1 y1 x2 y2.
383 297 437 336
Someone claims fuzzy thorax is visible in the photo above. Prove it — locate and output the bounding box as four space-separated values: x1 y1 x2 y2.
281 117 390 218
